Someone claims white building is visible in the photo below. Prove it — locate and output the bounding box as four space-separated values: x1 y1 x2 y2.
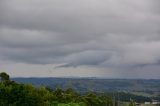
152 100 160 105
144 102 151 104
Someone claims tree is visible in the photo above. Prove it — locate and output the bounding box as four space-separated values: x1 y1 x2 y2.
64 88 79 102
54 87 64 102
84 92 102 106
129 99 136 106
0 72 10 82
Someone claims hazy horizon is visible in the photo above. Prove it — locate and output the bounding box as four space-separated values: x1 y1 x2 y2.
0 0 160 79
11 76 160 80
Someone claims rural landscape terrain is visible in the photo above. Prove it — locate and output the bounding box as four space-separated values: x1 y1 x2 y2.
1 0 160 106
14 77 160 105
1 72 160 106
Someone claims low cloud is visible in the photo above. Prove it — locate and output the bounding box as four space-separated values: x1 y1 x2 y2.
0 0 160 78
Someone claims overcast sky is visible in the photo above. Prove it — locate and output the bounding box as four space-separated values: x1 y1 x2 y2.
0 0 160 79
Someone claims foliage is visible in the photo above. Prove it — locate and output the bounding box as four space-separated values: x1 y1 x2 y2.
1 72 149 106
112 92 152 103
0 72 115 106
0 72 10 81
129 99 136 106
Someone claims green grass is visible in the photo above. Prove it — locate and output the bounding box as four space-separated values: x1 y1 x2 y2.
131 92 153 97
119 102 129 106
140 104 156 106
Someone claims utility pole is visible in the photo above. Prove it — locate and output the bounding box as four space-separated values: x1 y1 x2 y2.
113 93 115 106
114 93 116 106
117 92 119 106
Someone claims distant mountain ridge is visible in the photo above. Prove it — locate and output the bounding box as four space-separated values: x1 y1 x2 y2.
12 78 160 94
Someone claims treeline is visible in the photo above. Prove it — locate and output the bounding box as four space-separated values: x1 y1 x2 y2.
0 72 114 106
108 92 151 103
1 72 148 106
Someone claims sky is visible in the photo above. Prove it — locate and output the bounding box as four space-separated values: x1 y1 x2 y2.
0 0 160 79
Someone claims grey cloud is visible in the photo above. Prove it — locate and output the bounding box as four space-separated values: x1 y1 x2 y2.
0 0 160 78
57 50 111 67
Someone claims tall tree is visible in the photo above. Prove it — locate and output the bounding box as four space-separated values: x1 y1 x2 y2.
0 72 10 82
129 99 135 106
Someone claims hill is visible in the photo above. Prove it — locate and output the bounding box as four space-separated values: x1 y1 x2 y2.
12 78 160 93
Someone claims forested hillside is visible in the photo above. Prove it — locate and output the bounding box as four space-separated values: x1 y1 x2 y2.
13 78 160 92
0 72 159 106
0 72 115 106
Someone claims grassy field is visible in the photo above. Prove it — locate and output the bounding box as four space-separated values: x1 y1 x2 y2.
131 91 154 97
140 104 156 106
119 102 129 106
119 102 158 106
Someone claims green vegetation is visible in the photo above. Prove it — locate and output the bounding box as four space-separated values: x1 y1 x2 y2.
13 78 160 98
0 72 114 106
1 72 157 106
113 92 152 103
129 99 136 106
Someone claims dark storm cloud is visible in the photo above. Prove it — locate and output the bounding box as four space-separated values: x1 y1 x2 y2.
0 0 160 78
